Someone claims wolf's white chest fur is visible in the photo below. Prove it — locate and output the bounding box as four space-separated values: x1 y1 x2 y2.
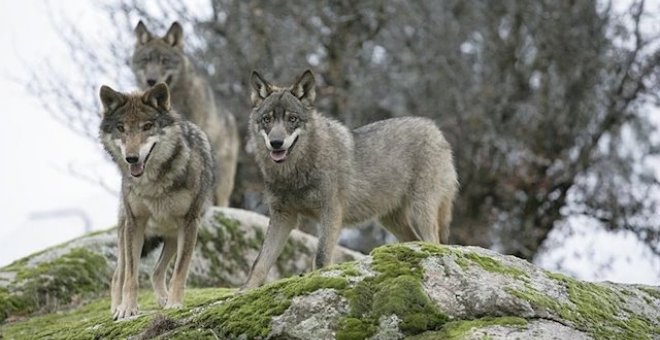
128 188 194 237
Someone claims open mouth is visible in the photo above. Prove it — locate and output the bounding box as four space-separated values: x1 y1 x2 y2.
128 143 156 178
269 136 298 163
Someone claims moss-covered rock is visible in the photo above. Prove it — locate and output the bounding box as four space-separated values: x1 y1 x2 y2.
2 241 657 339
0 207 363 323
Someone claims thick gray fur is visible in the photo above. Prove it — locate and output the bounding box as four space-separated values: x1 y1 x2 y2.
244 70 458 288
131 20 238 206
99 83 214 319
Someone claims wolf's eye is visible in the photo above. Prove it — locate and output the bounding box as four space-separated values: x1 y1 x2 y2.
262 116 272 124
288 116 298 123
116 124 125 133
143 122 154 131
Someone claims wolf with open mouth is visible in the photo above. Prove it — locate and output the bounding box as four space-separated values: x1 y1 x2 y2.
99 83 215 320
245 70 459 289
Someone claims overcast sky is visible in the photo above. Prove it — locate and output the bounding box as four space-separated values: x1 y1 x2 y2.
0 0 657 285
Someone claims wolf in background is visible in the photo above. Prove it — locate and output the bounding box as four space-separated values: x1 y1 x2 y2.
99 83 214 319
132 21 239 206
244 70 458 288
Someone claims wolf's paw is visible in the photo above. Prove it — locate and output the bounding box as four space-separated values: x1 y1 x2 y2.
113 302 139 320
164 301 183 309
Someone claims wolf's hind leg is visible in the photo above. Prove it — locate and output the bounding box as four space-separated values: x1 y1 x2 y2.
409 199 440 244
379 207 418 242
152 236 177 307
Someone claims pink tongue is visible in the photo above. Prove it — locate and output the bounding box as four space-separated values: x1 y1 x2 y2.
129 163 145 177
270 150 287 162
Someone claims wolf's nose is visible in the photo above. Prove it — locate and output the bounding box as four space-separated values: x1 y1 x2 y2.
126 156 139 164
146 79 157 86
270 140 284 149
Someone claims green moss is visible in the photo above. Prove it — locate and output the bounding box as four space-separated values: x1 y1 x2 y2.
458 253 527 279
511 271 658 339
0 248 110 322
2 288 234 339
195 274 347 338
336 317 377 340
319 261 360 277
420 243 528 280
337 243 449 339
407 317 528 340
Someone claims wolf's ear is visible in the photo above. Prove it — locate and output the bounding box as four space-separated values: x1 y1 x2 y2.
134 20 152 45
291 70 316 106
250 71 272 107
164 22 184 48
142 83 171 111
99 85 126 114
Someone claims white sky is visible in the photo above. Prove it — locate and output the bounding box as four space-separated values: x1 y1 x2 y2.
0 0 657 285
0 0 119 264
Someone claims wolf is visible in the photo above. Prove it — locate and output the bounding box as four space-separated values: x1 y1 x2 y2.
99 83 215 319
131 21 239 207
244 70 458 288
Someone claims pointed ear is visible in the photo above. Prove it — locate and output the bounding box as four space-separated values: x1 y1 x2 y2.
142 83 171 111
250 71 272 107
291 70 316 106
164 22 184 48
99 85 126 114
134 20 152 45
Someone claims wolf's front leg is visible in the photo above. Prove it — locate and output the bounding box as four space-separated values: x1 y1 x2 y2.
114 218 145 320
152 236 177 307
165 220 198 309
110 217 126 314
243 212 299 289
314 199 343 269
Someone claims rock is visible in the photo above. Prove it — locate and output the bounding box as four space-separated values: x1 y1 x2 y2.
1 218 658 339
0 207 364 322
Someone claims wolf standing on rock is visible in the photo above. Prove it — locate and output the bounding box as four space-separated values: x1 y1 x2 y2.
244 70 458 288
99 83 215 319
132 21 239 206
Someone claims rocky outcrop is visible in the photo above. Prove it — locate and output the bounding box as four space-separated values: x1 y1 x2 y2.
0 207 363 322
2 231 658 339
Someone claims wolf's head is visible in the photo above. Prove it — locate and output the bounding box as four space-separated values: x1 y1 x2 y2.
99 83 177 178
249 70 316 164
131 21 187 89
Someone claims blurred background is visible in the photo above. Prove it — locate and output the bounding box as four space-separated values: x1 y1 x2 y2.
0 0 658 284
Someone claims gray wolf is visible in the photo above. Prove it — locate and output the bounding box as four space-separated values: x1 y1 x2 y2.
244 70 458 288
99 83 214 319
131 21 239 206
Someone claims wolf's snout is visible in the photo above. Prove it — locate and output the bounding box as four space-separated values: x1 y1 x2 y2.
146 79 157 86
125 155 140 164
270 140 284 149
